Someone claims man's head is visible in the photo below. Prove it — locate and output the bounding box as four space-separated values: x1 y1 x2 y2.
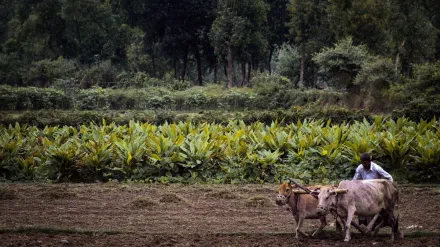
360 152 372 170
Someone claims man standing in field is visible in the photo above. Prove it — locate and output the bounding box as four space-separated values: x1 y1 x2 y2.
353 152 394 226
353 152 393 182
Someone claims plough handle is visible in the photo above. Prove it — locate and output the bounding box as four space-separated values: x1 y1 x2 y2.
286 177 317 198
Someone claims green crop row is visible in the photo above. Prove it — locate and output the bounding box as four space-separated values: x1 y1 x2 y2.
1 117 439 184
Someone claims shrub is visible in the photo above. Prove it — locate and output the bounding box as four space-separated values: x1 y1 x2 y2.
273 44 300 85
0 53 23 86
76 87 110 110
313 37 372 90
0 85 71 110
412 62 440 95
76 60 117 88
22 58 78 87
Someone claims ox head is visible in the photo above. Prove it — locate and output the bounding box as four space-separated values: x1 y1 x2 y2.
275 181 293 206
312 187 338 216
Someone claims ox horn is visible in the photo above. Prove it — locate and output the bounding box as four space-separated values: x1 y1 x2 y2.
334 189 348 194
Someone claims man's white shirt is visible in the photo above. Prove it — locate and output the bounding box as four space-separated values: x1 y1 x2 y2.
353 162 393 182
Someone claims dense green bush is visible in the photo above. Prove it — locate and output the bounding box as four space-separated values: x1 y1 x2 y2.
22 58 78 87
0 53 23 86
78 60 118 88
0 107 371 128
388 62 440 120
76 88 110 110
0 85 71 110
272 44 300 86
313 37 372 90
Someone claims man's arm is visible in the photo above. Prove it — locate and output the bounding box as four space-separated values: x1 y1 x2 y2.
353 166 362 180
376 165 393 182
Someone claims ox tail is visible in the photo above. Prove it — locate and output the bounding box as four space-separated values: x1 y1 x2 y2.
394 214 403 239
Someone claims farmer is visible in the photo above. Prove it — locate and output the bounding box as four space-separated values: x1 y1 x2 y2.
353 152 393 226
353 152 393 182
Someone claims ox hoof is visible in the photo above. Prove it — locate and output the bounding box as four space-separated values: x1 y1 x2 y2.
359 225 371 234
399 231 404 239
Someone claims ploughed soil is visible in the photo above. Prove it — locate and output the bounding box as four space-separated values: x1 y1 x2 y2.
1 183 439 247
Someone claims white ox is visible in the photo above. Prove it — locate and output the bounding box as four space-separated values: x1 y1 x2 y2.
312 179 403 241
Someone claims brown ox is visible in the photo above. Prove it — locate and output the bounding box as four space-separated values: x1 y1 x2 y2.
276 182 342 238
312 179 403 242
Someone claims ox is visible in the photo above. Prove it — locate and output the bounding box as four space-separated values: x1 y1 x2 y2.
276 181 342 238
312 179 403 241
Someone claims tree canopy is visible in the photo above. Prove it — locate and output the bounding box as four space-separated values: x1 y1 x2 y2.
0 0 439 89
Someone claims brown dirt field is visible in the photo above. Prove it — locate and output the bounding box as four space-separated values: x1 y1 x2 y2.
0 183 439 247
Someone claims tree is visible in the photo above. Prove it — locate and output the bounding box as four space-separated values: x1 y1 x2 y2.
265 0 290 75
210 0 269 88
312 37 372 91
327 0 393 55
354 57 397 110
287 0 332 88
161 0 217 85
61 0 123 64
390 0 439 77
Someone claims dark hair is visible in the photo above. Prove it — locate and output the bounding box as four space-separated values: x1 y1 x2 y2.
360 152 371 161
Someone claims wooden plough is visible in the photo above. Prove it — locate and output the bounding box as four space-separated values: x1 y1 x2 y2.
286 177 348 196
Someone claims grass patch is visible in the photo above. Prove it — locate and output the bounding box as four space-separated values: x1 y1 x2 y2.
159 193 184 203
206 190 238 200
0 186 18 200
404 231 440 238
131 197 158 208
244 196 273 208
39 188 77 199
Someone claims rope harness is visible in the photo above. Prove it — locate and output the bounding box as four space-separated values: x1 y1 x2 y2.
284 189 300 215
329 193 340 220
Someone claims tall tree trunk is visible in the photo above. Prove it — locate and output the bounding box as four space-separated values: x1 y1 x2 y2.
181 46 189 82
268 48 274 75
247 62 251 86
313 69 318 88
214 59 218 84
395 41 405 79
241 62 246 87
75 20 81 47
223 62 227 77
150 44 156 77
195 47 203 86
299 52 305 88
406 54 412 78
227 45 233 89
173 57 177 79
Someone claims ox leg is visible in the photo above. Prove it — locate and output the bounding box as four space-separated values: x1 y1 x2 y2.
312 216 327 237
382 209 399 241
392 212 404 240
363 214 381 234
350 220 368 234
294 214 309 238
293 215 300 239
335 217 343 232
344 206 356 242
372 218 385 236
